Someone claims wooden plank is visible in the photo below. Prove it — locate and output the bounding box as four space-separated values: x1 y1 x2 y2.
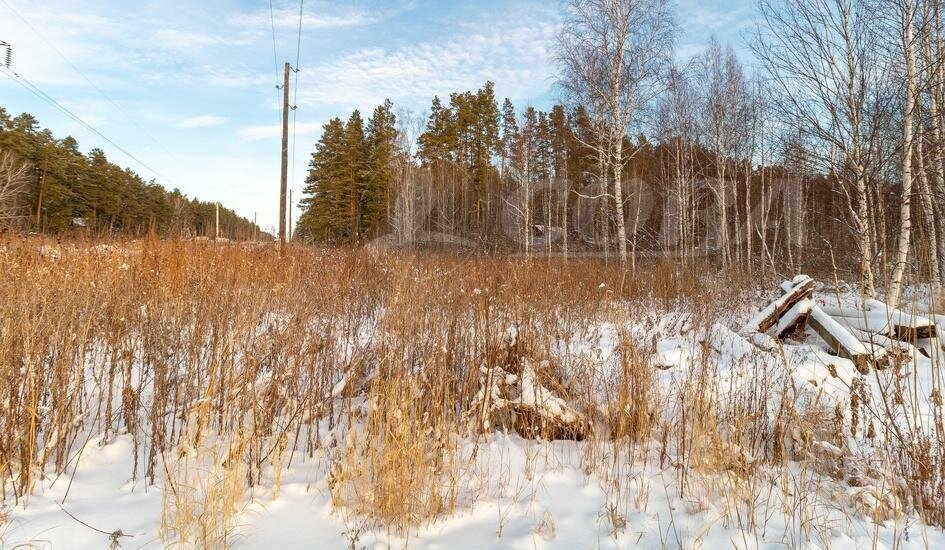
775 298 814 339
808 305 883 373
864 299 937 341
743 275 815 334
821 301 937 342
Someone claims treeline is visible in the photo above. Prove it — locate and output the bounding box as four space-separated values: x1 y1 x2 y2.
295 82 850 271
0 107 264 239
297 0 945 306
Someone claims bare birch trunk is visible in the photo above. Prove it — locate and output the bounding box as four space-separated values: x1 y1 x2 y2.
889 0 916 308
612 136 628 263
915 131 941 294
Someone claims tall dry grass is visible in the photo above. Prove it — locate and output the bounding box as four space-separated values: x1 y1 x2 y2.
0 236 941 542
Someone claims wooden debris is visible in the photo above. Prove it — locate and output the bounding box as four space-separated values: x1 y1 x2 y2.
821 299 937 342
741 275 913 372
807 306 885 373
742 275 815 334
471 358 590 441
775 298 814 339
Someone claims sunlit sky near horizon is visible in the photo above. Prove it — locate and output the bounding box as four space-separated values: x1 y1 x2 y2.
0 0 756 231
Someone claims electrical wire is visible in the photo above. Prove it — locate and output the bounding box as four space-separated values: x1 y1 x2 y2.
269 0 283 124
289 0 305 239
0 0 180 162
1 65 170 183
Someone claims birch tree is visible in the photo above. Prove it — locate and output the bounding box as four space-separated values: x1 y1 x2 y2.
558 0 675 263
917 1 945 296
754 0 883 296
0 149 29 229
888 0 919 307
698 38 751 267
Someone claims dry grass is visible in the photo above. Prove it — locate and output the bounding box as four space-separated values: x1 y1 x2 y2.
0 236 942 543
160 408 247 547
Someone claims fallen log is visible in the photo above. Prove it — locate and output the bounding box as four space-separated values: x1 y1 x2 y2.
775 298 814 339
808 305 885 373
843 325 916 363
820 300 937 342
743 275 815 334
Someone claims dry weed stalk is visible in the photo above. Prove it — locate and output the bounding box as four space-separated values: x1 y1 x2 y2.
0 236 942 541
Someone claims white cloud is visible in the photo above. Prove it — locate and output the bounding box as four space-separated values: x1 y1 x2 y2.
152 29 226 52
177 115 227 128
228 1 416 31
294 12 560 111
238 120 324 142
0 2 126 86
202 66 272 89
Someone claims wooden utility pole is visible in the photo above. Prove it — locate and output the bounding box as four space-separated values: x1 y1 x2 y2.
35 147 48 230
279 62 290 248
288 188 293 241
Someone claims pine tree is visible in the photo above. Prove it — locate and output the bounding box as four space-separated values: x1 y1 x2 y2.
500 98 518 178
470 82 500 184
298 118 346 241
1 106 261 237
342 110 369 239
418 96 454 164
364 100 397 234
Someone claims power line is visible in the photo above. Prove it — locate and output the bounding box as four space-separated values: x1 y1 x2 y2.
268 0 282 124
294 0 304 71
0 0 179 162
289 0 305 236
1 65 170 183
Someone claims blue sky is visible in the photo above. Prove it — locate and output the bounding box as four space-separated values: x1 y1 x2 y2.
0 0 756 231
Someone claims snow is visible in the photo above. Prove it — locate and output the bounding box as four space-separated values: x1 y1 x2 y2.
8 433 944 549
4 279 945 549
821 299 936 336
809 305 872 356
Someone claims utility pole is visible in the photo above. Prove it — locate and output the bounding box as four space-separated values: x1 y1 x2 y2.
279 62 290 249
215 202 220 240
35 145 48 230
253 211 258 242
288 188 293 242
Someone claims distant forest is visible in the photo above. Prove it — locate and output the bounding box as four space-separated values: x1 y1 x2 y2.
294 0 945 305
295 81 865 272
0 106 263 239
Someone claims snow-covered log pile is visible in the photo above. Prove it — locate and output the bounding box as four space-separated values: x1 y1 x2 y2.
471 339 590 441
742 274 816 336
739 275 943 372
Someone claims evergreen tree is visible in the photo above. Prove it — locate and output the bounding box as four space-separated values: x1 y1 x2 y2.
471 82 501 183
418 96 454 164
342 110 369 239
0 105 262 238
500 98 518 178
298 118 346 241
364 100 397 233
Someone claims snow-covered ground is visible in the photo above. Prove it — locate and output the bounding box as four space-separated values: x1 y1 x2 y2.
7 432 943 549
3 278 945 549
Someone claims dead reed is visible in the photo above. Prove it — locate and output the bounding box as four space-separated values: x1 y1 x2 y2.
0 236 941 543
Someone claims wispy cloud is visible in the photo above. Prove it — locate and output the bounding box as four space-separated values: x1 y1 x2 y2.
228 0 416 31
294 11 560 111
177 115 227 128
238 120 324 142
152 29 228 52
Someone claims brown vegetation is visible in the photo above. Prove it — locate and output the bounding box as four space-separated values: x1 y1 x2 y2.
0 237 941 541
